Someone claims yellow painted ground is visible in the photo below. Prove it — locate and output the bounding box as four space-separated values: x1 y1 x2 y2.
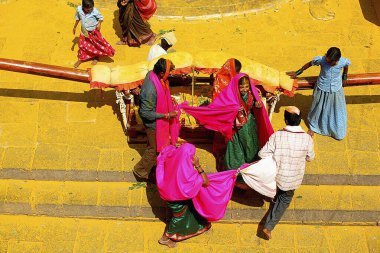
0 214 379 253
0 1 379 252
0 0 378 175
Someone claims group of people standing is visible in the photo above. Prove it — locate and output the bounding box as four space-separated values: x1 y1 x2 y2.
71 0 351 248
134 45 350 247
72 0 158 68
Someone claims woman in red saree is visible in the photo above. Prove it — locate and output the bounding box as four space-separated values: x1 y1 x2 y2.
212 58 242 164
212 58 241 100
117 0 157 47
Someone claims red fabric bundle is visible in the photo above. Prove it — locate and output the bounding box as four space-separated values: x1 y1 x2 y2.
134 0 157 20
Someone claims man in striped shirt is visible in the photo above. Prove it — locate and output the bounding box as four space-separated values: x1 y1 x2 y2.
258 106 315 240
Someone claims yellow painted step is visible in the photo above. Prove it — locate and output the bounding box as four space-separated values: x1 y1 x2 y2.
0 214 379 253
1 179 379 212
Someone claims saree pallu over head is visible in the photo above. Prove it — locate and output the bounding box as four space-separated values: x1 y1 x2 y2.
180 73 274 147
150 68 180 152
212 58 237 100
156 144 237 221
134 0 157 20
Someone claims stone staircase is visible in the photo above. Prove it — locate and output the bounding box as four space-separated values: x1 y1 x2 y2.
0 171 379 225
0 144 379 252
0 0 380 251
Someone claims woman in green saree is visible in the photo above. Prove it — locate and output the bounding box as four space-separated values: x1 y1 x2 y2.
224 75 262 172
158 155 210 248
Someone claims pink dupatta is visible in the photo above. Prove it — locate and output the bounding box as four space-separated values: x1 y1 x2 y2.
150 71 180 152
156 144 237 221
180 73 274 147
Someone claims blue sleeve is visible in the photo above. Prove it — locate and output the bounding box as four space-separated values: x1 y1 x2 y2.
139 78 163 121
75 7 81 20
344 58 351 67
311 56 323 66
94 8 104 21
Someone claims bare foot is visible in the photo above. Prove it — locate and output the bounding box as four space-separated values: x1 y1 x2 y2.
158 237 176 248
262 228 272 240
146 34 157 46
307 129 314 137
73 60 82 68
91 58 98 65
116 40 127 45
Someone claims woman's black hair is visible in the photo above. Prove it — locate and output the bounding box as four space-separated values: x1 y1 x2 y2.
234 59 242 73
82 0 94 8
238 75 250 86
284 110 302 126
153 58 167 74
326 47 341 61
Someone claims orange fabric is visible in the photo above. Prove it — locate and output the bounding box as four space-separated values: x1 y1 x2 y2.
212 59 237 100
170 66 193 75
160 59 171 89
193 67 220 75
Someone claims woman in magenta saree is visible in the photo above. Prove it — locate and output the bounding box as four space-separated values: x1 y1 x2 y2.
156 143 237 248
180 73 274 172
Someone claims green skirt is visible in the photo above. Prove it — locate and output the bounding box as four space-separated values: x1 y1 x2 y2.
224 113 260 172
165 200 211 241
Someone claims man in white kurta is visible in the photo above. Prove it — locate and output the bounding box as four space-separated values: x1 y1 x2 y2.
258 106 315 240
147 32 177 61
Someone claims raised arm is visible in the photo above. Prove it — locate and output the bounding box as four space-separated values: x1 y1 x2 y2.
287 61 312 79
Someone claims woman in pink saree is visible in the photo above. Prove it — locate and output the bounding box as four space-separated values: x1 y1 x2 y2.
156 143 237 248
181 73 274 175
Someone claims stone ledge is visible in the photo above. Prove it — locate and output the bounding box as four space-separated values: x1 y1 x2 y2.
1 168 380 186
0 203 378 225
